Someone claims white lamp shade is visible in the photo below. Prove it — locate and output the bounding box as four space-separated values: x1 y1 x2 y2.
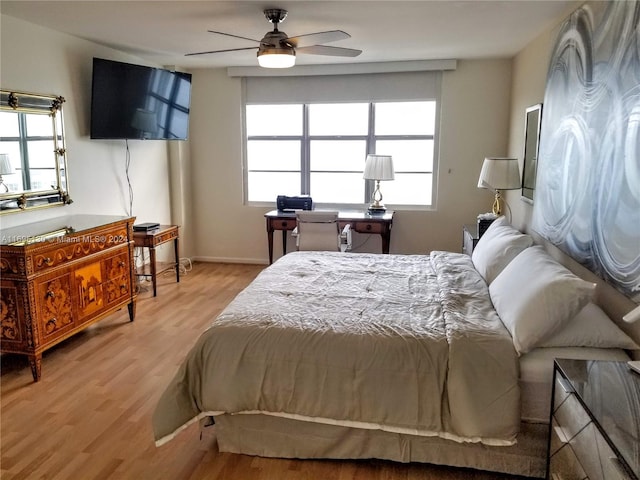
257 48 296 68
477 157 520 190
0 154 13 175
363 154 394 181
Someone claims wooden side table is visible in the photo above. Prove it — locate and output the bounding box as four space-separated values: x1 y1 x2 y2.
133 225 180 297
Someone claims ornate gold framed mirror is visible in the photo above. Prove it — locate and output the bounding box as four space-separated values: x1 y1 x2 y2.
0 90 72 214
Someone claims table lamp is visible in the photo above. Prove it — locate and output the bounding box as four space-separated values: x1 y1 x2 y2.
477 157 520 216
363 154 394 212
0 154 13 192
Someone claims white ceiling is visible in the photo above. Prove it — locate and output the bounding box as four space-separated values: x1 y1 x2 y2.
1 0 578 70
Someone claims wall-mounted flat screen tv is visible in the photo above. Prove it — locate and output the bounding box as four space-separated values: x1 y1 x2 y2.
90 57 192 140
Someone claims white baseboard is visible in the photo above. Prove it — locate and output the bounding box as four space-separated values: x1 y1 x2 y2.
192 256 268 266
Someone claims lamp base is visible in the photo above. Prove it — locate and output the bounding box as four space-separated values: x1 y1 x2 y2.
491 191 503 216
367 204 387 213
367 180 387 213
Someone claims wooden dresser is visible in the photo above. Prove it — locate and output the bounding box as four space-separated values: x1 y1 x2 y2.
0 215 137 382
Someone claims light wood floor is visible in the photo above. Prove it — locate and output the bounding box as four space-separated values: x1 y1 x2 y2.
1 262 529 480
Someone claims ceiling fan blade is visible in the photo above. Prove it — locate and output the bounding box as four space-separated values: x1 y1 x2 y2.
286 30 350 48
185 46 258 57
207 30 265 45
297 45 362 57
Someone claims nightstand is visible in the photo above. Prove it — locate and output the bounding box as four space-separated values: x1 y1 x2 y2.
462 224 479 255
548 359 639 480
133 224 180 297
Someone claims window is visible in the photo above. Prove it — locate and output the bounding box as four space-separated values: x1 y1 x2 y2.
245 100 437 207
0 111 58 192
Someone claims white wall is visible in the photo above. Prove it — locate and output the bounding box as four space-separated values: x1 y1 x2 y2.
189 59 513 263
0 15 173 235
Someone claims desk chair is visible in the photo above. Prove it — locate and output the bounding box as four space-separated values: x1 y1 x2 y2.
292 211 352 252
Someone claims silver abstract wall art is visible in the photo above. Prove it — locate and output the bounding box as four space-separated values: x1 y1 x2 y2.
533 1 640 301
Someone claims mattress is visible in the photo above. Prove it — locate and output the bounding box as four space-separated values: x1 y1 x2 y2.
519 346 630 422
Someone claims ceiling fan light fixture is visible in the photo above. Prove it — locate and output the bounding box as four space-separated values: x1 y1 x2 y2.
257 47 296 68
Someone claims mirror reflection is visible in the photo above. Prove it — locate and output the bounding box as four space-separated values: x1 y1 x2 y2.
521 103 542 203
0 90 72 213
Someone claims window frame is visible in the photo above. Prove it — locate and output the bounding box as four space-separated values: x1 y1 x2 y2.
243 100 440 211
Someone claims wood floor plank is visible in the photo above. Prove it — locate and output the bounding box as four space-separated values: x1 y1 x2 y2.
1 262 529 479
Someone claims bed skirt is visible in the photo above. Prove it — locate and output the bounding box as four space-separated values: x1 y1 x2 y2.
213 414 548 478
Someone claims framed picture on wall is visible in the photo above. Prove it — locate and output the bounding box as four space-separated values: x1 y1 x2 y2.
521 103 542 204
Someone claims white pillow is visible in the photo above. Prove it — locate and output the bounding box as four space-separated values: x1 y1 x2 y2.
540 303 639 350
472 222 533 284
489 246 596 354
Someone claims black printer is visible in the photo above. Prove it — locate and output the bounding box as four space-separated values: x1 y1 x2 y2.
276 195 313 211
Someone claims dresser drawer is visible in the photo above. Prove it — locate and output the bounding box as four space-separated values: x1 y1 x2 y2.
36 272 76 342
549 439 588 480
553 389 591 445
572 423 631 480
103 250 130 280
272 218 296 230
151 228 178 246
31 224 130 275
352 221 384 234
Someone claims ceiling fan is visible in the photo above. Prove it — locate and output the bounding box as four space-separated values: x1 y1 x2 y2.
186 8 362 68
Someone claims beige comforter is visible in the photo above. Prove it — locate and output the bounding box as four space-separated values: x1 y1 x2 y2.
153 251 520 446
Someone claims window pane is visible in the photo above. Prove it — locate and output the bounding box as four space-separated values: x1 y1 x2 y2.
29 168 58 191
176 78 191 107
309 103 368 135
247 105 302 136
310 140 366 172
4 174 23 192
0 112 19 137
0 142 20 168
0 143 22 191
375 101 436 135
27 140 56 168
167 109 188 138
383 173 433 205
25 114 53 137
376 139 433 172
248 140 300 170
310 172 364 203
248 171 300 202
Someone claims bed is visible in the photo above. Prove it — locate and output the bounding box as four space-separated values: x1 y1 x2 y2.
152 219 638 478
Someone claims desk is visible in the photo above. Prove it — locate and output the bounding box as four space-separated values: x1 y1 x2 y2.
265 210 394 264
133 224 180 296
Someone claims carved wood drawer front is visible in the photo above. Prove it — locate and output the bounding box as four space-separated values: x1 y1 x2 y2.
103 250 131 306
36 272 76 342
153 229 178 246
32 225 129 275
0 284 24 345
352 221 383 234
